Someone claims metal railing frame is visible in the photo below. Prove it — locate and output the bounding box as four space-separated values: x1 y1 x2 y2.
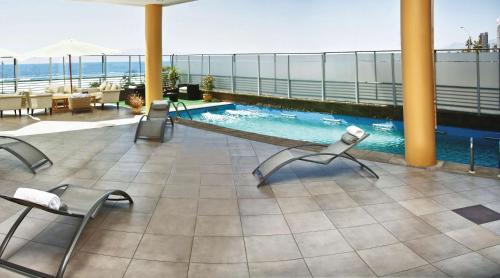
1 49 498 115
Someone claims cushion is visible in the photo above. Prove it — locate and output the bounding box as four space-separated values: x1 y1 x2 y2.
63 85 73 94
105 83 113 91
45 86 58 94
99 82 107 91
151 103 168 111
340 132 359 145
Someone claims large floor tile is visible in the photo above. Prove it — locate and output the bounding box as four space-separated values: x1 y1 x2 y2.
405 234 470 262
340 223 398 250
188 263 249 278
284 211 334 234
242 214 290 236
446 225 500 251
434 252 500 278
191 236 246 263
124 259 188 278
195 215 242 236
381 217 439 241
305 252 375 277
249 259 311 278
358 243 427 276
245 234 301 262
325 207 377 228
134 234 192 262
295 229 352 257
65 252 130 278
81 230 142 258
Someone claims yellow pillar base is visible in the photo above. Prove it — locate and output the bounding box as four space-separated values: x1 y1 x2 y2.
401 0 436 167
145 4 163 111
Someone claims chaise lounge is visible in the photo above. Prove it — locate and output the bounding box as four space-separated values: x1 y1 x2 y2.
252 127 379 187
0 136 53 173
0 184 133 278
134 100 174 143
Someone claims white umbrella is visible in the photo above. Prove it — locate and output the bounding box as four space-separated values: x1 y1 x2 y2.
22 39 119 89
0 48 17 58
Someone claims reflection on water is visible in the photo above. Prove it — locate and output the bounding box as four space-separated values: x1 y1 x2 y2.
188 104 500 167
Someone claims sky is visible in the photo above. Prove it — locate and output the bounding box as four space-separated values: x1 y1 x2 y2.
0 0 499 55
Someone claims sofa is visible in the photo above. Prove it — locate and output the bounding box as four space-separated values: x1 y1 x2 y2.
0 94 23 117
87 82 121 109
68 94 92 114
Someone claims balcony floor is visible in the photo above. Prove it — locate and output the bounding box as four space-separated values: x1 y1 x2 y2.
0 112 499 277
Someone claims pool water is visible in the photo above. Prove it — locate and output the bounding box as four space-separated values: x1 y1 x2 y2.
181 104 500 168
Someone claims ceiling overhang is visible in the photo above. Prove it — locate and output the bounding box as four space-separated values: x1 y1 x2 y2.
70 0 196 7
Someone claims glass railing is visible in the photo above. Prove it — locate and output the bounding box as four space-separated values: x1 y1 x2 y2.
0 49 499 115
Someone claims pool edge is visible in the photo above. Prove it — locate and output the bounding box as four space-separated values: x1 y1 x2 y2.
177 118 500 180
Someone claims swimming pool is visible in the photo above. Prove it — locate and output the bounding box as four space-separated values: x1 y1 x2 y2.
180 104 500 168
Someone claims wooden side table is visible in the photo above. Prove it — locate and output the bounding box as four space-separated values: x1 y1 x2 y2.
52 95 69 113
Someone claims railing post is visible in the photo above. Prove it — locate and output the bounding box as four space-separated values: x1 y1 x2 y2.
469 137 475 174
128 55 132 83
187 55 191 84
374 51 378 100
171 54 174 68
391 53 397 107
63 56 66 85
273 53 277 95
354 51 359 103
498 50 499 111
201 54 204 80
231 54 235 93
78 56 82 88
321 53 326 101
13 58 18 92
138 55 143 83
48 57 52 85
257 55 261 96
208 55 211 75
287 55 291 98
1 60 4 94
476 51 481 115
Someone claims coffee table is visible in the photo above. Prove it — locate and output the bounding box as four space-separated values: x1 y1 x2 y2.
51 95 69 113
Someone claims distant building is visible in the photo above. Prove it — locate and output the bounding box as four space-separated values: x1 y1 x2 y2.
497 20 500 51
479 32 489 49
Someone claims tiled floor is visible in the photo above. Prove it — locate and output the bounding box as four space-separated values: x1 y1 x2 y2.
0 119 499 277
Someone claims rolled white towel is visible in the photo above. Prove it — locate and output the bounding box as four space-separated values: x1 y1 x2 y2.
13 188 62 210
346 125 365 139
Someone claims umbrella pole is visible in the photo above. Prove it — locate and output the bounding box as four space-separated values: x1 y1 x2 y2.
69 54 73 92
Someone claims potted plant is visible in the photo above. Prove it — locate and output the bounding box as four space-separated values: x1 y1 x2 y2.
201 75 214 102
162 66 180 89
89 82 100 88
128 94 144 114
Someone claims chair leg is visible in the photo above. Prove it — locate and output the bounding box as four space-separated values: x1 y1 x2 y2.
14 110 16 116
31 109 34 116
44 108 47 115
116 102 119 109
101 103 104 109
26 108 29 114
18 109 21 117
0 110 2 118
0 207 32 258
50 108 53 115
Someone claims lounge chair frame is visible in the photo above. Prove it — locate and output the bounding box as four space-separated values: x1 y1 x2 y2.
134 102 174 143
0 136 53 174
0 184 133 278
253 134 379 187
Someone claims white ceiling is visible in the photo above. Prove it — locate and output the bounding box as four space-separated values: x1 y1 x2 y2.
71 0 196 7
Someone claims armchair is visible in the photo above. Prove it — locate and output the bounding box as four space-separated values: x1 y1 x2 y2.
29 93 53 115
0 94 23 118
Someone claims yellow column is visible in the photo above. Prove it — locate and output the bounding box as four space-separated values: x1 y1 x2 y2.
401 0 436 167
145 4 163 111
